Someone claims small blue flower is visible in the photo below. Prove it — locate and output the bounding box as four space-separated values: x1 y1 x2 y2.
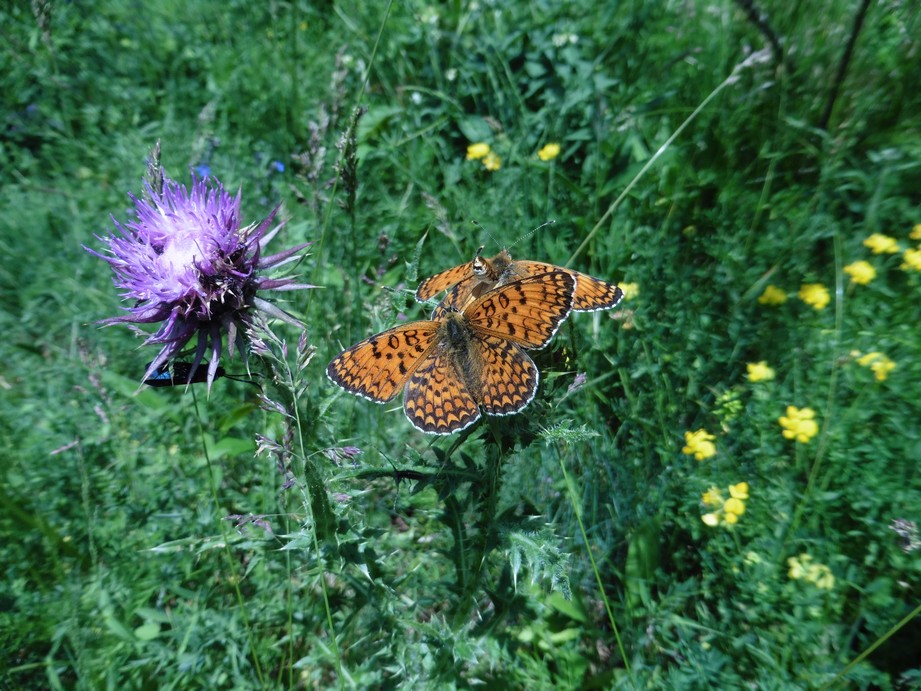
271 160 285 173
194 163 212 178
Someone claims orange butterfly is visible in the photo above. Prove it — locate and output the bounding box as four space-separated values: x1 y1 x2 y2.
416 247 623 319
327 271 575 434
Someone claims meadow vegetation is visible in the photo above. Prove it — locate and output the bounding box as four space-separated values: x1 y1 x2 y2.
2 0 919 688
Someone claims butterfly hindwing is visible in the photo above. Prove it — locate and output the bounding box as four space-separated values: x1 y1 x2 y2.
402 345 481 434
566 269 624 311
474 334 539 416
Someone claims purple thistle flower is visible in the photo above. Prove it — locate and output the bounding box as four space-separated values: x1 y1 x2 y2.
87 174 314 389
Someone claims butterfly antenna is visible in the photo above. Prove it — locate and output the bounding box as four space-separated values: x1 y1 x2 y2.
471 220 501 252
508 219 556 251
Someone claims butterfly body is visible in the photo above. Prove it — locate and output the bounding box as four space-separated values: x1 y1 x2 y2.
417 247 623 319
327 272 574 434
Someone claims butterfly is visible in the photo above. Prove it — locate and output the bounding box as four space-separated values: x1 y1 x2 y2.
326 271 575 434
416 247 623 319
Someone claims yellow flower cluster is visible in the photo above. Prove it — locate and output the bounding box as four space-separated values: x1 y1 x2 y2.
863 233 900 254
843 260 876 285
854 227 921 272
798 283 830 310
746 361 775 382
465 142 501 171
844 227 921 274
759 283 832 310
902 247 921 272
855 351 896 381
537 142 561 161
701 482 749 527
787 553 835 590
779 406 818 443
682 429 716 461
757 223 921 312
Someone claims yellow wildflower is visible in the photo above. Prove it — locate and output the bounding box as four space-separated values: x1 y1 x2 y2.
787 554 810 580
701 487 723 506
466 142 491 160
746 361 775 382
813 574 834 590
757 284 787 305
901 247 921 272
744 551 762 565
910 224 921 241
843 260 876 285
701 482 749 527
682 429 716 461
724 497 746 517
619 282 639 300
729 482 749 500
779 406 819 443
856 351 896 381
798 283 830 310
810 563 835 590
701 512 720 527
482 151 502 171
863 233 900 254
537 142 561 161
788 554 834 589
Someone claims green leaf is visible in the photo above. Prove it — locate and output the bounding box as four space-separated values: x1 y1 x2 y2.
134 622 161 641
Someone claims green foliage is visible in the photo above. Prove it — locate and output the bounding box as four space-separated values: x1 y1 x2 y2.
2 0 920 688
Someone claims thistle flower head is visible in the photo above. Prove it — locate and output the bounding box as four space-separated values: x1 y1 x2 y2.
87 173 313 389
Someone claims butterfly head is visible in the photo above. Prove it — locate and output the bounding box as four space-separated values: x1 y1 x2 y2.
472 246 488 276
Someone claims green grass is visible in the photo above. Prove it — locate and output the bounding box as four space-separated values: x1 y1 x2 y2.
2 0 920 688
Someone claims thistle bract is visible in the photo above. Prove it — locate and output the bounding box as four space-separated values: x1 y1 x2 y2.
88 174 313 389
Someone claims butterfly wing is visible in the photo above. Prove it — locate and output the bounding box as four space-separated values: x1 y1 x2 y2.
429 276 483 320
568 270 624 312
510 261 623 312
403 345 481 434
473 335 539 415
326 322 441 402
465 271 575 349
415 261 474 302
427 249 514 319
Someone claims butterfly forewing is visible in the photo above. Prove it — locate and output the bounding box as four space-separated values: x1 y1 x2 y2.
425 251 516 317
420 249 623 316
403 347 481 434
326 323 441 402
465 272 575 349
415 261 475 302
